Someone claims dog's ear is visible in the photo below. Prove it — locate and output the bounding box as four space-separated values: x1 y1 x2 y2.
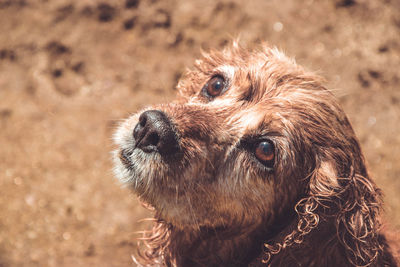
306 159 383 266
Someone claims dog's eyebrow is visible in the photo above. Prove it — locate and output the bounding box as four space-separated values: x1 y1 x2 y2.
239 72 257 102
228 107 266 134
216 65 235 80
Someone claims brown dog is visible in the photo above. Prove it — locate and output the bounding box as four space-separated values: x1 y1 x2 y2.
113 43 398 266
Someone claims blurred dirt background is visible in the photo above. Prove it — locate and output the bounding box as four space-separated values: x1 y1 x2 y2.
0 0 399 266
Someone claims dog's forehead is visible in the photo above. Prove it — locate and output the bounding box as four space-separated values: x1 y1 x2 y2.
213 56 273 80
180 45 329 136
178 45 306 102
227 105 268 133
211 60 292 131
213 51 300 98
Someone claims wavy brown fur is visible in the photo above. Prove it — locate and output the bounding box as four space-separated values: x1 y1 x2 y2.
114 43 398 267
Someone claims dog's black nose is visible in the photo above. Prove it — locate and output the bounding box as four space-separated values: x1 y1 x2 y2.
133 110 180 155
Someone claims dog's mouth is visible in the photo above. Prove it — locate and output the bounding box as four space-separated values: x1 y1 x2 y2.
119 149 133 168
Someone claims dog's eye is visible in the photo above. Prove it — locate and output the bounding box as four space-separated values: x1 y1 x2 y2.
205 75 225 97
255 140 275 167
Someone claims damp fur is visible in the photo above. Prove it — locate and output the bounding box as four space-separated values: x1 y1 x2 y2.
113 43 399 267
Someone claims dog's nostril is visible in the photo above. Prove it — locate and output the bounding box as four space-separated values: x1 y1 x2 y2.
133 110 180 156
139 115 147 127
133 122 142 140
146 131 160 147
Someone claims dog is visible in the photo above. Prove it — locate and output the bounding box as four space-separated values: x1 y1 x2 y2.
113 43 398 266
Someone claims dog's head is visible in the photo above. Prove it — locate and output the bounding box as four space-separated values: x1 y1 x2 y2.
113 43 381 264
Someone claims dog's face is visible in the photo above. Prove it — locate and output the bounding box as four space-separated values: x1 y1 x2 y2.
113 44 349 231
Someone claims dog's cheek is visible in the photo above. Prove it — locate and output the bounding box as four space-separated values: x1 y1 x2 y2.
209 154 277 222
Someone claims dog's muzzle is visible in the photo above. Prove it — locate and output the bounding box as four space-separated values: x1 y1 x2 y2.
133 110 180 156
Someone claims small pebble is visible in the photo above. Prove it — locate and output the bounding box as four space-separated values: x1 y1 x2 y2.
14 177 22 185
63 232 71 240
273 22 283 32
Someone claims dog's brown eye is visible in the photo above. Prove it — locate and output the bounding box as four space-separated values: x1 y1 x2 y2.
206 75 225 97
255 140 275 165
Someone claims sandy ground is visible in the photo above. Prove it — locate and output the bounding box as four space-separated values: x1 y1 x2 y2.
0 0 399 266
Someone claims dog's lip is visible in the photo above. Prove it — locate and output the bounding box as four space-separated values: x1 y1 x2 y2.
119 149 132 168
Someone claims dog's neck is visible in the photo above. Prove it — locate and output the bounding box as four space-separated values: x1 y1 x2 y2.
166 222 268 267
171 222 341 267
148 217 395 267
152 210 295 267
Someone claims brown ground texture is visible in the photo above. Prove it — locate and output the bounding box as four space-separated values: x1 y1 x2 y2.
0 0 399 266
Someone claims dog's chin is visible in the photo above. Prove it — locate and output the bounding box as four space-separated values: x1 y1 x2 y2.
113 148 176 206
113 151 209 226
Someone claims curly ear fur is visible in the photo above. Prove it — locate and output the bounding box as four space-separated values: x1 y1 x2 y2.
338 174 382 265
313 163 383 266
263 157 389 267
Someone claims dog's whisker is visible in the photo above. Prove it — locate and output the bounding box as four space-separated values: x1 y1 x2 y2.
184 191 200 232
